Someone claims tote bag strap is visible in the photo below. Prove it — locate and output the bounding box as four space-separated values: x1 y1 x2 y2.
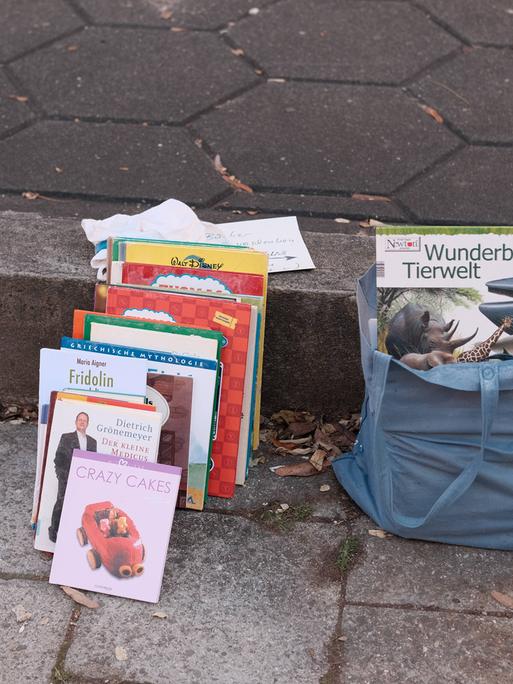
381 362 499 530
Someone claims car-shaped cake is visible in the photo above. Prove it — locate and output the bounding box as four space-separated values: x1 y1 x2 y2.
77 501 144 578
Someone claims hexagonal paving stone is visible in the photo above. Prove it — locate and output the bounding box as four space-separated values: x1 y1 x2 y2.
76 0 272 29
420 0 513 46
195 82 460 194
0 70 34 136
0 121 227 204
411 48 513 143
398 147 513 224
10 27 259 122
0 0 83 63
75 0 164 26
229 0 460 83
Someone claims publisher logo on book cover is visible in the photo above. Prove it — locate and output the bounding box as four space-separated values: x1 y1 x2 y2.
384 237 421 252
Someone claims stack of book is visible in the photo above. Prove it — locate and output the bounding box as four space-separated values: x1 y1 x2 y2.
32 237 268 602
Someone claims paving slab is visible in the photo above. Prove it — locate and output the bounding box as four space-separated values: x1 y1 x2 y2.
0 424 52 578
217 191 407 222
0 70 34 137
0 0 83 63
398 146 513 224
229 0 460 83
205 443 359 521
195 82 460 194
411 48 513 143
346 517 513 614
0 578 73 683
0 210 374 414
11 27 259 122
0 121 227 204
75 0 165 26
75 0 275 30
64 512 344 683
419 0 513 46
341 605 513 683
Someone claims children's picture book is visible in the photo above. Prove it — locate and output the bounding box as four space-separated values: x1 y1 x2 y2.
33 348 148 524
49 450 181 603
61 337 219 511
104 286 253 498
119 263 265 297
34 392 161 553
376 226 513 369
108 239 269 451
146 373 193 509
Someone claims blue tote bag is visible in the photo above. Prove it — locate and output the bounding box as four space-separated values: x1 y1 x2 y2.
333 265 513 549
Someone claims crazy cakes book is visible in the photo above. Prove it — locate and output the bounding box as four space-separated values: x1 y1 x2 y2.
376 226 513 369
49 450 181 603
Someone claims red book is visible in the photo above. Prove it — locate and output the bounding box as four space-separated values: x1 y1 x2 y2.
105 286 253 498
121 263 265 297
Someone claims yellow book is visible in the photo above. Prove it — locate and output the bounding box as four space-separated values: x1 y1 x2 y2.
120 240 268 451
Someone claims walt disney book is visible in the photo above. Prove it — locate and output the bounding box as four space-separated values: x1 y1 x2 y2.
49 450 181 603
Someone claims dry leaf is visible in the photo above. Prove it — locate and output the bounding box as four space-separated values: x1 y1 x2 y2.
491 591 513 610
351 193 391 203
12 605 31 623
368 529 392 539
319 484 331 492
152 611 168 619
288 421 316 437
420 104 444 124
115 646 128 661
160 8 173 19
61 586 99 609
274 461 330 477
310 448 327 471
8 94 29 103
213 154 253 193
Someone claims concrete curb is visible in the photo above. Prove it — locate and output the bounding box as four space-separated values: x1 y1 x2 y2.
0 211 375 414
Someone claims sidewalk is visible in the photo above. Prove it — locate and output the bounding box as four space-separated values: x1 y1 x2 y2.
3 421 513 683
3 1 513 682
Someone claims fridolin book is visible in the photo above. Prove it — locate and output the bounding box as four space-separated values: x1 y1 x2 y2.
376 226 513 369
49 450 181 603
105 286 253 498
34 392 161 553
61 337 219 511
33 348 148 525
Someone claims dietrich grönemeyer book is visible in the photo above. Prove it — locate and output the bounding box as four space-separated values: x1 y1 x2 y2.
34 393 161 553
377 226 513 370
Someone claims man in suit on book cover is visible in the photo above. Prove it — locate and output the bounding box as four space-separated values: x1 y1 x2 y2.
48 411 97 542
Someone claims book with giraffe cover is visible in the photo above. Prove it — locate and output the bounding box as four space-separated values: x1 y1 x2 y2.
376 226 513 367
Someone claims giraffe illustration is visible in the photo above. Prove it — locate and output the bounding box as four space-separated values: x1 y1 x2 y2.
457 316 513 363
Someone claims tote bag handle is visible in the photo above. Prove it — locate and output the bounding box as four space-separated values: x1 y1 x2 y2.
375 357 500 530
